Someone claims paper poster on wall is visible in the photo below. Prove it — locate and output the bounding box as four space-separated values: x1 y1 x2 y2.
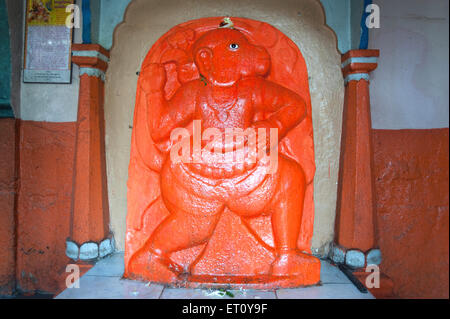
23 0 74 84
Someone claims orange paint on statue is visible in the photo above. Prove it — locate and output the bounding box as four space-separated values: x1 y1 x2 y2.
125 17 319 288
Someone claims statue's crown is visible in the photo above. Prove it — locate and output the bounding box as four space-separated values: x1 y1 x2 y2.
219 17 234 29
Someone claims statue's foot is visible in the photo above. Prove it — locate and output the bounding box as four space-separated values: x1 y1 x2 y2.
270 251 320 277
150 250 185 276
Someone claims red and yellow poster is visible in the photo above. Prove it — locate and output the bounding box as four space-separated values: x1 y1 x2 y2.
24 0 74 83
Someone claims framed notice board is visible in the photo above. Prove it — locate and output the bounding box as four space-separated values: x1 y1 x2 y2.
23 0 74 84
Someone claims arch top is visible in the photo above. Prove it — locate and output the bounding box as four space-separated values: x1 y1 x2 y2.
125 16 319 287
111 0 339 56
104 0 345 256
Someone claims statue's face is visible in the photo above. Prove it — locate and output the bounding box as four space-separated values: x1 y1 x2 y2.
193 29 271 86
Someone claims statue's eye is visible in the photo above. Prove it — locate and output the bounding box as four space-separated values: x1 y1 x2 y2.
229 43 240 51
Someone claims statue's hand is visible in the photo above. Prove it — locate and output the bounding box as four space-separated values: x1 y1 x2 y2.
251 120 279 153
140 63 167 93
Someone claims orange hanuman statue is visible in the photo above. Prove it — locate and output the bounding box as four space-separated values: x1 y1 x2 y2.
125 17 320 288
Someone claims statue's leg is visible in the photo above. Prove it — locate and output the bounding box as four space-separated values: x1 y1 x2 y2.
148 203 223 272
128 195 223 278
135 159 225 274
269 156 319 276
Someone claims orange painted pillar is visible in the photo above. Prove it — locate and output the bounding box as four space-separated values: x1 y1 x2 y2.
332 50 381 269
66 44 113 261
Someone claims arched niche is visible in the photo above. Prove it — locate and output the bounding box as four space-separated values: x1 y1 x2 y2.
104 0 344 256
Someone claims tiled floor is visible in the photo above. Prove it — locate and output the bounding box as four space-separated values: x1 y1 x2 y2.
56 253 374 299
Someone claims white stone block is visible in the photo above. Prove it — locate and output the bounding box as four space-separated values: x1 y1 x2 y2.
66 240 79 260
79 242 99 260
99 238 114 258
366 249 382 265
331 245 346 264
345 250 365 269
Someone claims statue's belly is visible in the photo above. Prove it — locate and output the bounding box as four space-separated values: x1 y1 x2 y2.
185 147 258 179
161 149 277 202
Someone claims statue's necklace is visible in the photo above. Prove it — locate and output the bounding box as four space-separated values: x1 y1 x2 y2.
207 85 238 122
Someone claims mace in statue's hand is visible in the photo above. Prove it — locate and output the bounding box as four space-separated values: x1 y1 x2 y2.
140 63 167 94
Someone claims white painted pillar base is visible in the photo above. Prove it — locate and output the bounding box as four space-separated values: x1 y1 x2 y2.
329 243 382 269
66 237 115 261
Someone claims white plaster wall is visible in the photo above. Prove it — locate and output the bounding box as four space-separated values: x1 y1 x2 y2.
18 0 83 123
104 0 345 256
370 0 449 129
